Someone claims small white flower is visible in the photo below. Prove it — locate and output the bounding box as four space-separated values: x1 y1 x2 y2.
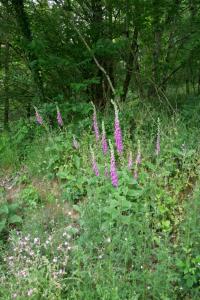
53 257 58 263
34 238 40 244
27 289 33 296
57 244 62 250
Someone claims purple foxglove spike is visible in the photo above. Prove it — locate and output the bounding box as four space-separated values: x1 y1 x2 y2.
111 100 123 154
90 146 99 177
155 117 160 156
135 140 141 165
34 107 43 125
109 140 118 187
57 107 63 126
92 102 99 141
156 134 160 156
136 152 141 165
102 121 108 155
104 164 108 177
128 151 133 169
134 169 138 180
73 135 79 149
114 118 123 154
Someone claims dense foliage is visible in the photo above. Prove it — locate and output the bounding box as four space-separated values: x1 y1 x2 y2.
0 0 200 128
0 1 200 299
0 100 200 299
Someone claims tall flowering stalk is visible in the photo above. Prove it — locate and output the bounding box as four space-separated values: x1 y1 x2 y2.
135 139 141 165
128 151 133 170
155 117 160 156
101 121 108 155
91 102 99 142
109 140 118 187
56 106 63 127
134 140 141 179
34 107 43 125
73 135 79 149
111 100 123 154
90 146 99 176
104 163 108 177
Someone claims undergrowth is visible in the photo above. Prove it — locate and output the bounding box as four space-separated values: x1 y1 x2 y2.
0 101 200 299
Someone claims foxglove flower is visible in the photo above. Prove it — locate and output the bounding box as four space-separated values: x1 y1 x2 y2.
109 140 118 187
92 102 99 141
90 146 99 176
155 117 160 156
73 135 79 149
101 121 108 155
128 151 133 169
104 164 108 177
134 140 141 180
111 100 123 154
57 106 63 127
134 170 138 180
34 107 43 125
135 140 141 165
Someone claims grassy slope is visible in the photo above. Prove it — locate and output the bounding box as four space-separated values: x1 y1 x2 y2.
0 101 200 299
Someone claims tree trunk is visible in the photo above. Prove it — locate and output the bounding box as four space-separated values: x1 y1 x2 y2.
11 0 45 103
121 27 138 102
3 42 10 130
90 0 104 107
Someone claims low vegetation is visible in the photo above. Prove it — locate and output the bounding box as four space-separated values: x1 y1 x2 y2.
0 100 200 299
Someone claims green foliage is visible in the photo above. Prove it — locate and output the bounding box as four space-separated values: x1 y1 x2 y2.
176 186 200 297
19 185 40 209
0 202 22 241
1 104 200 299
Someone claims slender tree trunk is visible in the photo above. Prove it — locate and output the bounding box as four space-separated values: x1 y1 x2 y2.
198 73 200 95
90 0 104 107
11 0 45 103
105 2 115 100
3 42 10 130
186 79 190 95
121 28 138 102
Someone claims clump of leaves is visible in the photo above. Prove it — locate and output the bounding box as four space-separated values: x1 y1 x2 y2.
0 202 22 242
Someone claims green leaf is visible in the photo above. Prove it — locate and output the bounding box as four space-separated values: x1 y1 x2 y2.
127 189 144 198
120 215 132 225
8 215 23 225
8 203 19 212
0 204 9 215
0 219 6 232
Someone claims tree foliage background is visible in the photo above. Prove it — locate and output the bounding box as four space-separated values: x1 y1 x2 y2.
0 0 200 129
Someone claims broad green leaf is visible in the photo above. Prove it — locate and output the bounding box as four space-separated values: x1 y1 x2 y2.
8 215 23 224
0 204 9 215
0 219 6 232
8 203 19 212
